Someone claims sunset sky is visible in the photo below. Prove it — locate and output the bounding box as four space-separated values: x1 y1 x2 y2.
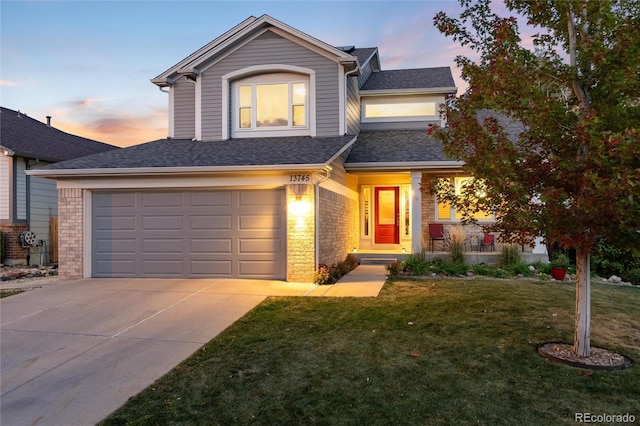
1 1 517 148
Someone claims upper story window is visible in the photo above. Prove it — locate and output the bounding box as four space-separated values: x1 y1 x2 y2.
234 73 308 135
362 95 439 122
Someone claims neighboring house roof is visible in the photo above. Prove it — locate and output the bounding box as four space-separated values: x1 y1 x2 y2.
348 47 378 68
0 107 118 162
152 14 359 87
344 130 461 171
360 67 457 94
31 135 357 176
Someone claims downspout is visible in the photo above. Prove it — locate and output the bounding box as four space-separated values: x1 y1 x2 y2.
313 168 332 269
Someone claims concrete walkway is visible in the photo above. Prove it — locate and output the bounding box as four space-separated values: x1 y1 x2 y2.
0 266 387 426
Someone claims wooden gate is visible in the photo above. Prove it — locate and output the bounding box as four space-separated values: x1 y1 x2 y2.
49 217 58 263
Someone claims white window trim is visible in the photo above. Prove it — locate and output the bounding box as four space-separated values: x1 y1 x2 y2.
222 65 316 139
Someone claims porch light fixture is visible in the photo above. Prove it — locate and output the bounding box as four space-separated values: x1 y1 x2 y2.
289 196 311 216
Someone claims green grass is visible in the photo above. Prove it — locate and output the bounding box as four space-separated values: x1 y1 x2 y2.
101 278 640 425
0 289 23 298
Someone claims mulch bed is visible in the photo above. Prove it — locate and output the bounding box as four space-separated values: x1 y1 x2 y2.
538 342 633 370
1 265 58 281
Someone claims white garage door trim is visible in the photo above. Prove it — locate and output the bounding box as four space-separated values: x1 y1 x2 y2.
91 189 286 279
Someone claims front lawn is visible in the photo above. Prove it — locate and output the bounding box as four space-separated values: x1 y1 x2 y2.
101 278 639 425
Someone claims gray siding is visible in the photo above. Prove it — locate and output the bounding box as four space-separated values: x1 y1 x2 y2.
15 158 26 221
29 174 57 265
358 61 374 89
173 77 196 139
346 76 360 135
200 30 341 139
0 156 10 220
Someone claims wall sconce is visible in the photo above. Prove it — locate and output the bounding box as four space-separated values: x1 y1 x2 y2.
289 196 311 216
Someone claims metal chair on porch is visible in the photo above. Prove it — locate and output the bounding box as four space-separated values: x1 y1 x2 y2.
480 234 496 252
428 223 445 252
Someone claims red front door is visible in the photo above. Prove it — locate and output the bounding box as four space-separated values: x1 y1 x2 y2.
375 187 399 244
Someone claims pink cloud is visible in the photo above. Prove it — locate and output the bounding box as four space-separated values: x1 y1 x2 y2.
0 79 19 87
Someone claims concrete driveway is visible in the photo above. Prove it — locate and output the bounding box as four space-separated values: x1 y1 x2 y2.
0 278 317 426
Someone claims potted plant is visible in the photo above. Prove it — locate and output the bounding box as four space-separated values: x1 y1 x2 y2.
550 252 570 281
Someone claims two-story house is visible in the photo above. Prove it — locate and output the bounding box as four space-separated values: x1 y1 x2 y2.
1 107 118 266
29 15 544 282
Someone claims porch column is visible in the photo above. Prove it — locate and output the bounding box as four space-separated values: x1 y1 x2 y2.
410 171 423 252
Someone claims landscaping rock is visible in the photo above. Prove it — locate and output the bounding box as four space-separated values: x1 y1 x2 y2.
608 275 622 283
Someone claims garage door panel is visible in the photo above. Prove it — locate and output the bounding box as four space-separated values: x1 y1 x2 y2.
142 238 184 253
189 260 232 276
142 260 184 275
239 260 284 277
190 215 232 230
94 216 137 231
239 214 283 230
142 192 183 207
190 191 232 206
92 189 286 279
142 215 183 230
96 259 136 275
239 238 283 254
190 239 232 254
239 190 281 206
95 238 136 254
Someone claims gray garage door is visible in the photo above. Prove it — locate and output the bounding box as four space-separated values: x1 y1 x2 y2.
91 189 286 279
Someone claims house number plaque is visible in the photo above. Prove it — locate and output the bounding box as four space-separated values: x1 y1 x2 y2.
289 174 311 183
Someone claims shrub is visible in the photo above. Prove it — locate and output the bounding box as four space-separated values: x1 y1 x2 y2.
403 252 430 276
313 264 331 284
624 268 640 286
313 255 360 285
447 233 466 264
592 240 640 278
508 262 533 277
499 244 522 268
441 261 469 276
386 261 402 277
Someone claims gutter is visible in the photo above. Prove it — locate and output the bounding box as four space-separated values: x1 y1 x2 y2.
360 87 458 96
26 163 334 178
344 160 463 172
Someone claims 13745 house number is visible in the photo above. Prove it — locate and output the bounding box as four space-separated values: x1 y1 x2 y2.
289 174 311 182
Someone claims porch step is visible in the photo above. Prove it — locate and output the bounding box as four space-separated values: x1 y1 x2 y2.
359 257 397 266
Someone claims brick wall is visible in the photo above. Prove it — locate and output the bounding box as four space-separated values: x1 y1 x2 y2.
58 188 84 280
0 223 29 265
286 184 315 282
318 187 359 266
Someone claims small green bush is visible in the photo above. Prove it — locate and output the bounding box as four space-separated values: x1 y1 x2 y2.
448 236 466 264
508 262 533 277
624 268 640 286
313 255 359 285
441 261 469 276
403 252 430 275
499 244 522 268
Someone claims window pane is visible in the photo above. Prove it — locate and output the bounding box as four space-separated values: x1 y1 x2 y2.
256 83 288 127
239 107 251 129
365 102 436 118
239 86 251 106
292 105 305 127
438 201 451 220
292 83 306 104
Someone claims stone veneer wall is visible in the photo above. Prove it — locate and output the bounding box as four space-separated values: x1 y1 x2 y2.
318 187 358 266
0 223 29 265
286 184 315 282
58 188 84 280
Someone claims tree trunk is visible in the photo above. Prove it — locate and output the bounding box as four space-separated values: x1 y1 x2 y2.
574 250 591 357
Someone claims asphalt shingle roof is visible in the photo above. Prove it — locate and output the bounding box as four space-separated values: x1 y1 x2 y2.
349 47 377 67
345 130 454 164
361 67 456 91
42 135 356 170
0 107 117 162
